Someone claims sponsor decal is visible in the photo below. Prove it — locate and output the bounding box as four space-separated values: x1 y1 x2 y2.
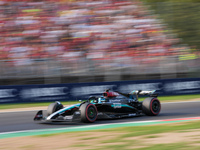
128 113 136 116
0 89 17 98
119 83 162 93
164 81 200 92
113 103 122 108
64 116 73 120
20 87 68 99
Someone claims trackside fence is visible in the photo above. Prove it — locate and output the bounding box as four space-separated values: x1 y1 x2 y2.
0 78 200 104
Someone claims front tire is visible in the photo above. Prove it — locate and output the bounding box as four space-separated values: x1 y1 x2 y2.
79 103 98 123
142 97 161 116
47 101 63 116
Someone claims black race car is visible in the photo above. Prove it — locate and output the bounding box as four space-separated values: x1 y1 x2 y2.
34 89 161 123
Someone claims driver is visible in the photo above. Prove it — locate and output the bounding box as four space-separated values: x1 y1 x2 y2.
98 96 106 103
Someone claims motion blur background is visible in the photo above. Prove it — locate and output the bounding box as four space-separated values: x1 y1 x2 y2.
0 0 200 85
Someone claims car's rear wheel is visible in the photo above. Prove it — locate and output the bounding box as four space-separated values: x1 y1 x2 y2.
47 101 63 116
142 97 161 116
79 103 98 123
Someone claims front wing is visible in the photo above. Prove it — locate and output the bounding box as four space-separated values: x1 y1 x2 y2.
34 110 81 122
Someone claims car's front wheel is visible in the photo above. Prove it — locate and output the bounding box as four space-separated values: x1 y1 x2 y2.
47 101 63 116
79 103 98 123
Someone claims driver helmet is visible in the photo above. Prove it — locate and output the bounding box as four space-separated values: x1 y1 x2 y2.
98 96 106 103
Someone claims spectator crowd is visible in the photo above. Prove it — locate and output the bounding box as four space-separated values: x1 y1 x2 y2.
0 0 197 77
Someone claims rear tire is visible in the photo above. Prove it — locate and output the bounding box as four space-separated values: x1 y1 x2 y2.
47 102 63 116
142 97 161 116
79 103 98 123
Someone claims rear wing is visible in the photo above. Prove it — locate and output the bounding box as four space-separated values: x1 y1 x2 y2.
129 90 158 97
115 90 158 99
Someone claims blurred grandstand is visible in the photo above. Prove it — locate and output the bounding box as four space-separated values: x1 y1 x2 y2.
0 0 199 85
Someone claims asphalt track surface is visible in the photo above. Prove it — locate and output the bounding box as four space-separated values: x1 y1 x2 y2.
0 101 200 133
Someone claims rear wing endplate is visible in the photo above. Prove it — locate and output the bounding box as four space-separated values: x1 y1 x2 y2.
129 90 158 97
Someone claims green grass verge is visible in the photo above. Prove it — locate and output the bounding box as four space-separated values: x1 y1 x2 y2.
0 94 200 110
102 120 200 138
36 120 200 150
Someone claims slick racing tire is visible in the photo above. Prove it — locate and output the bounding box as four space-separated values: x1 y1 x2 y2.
142 97 161 116
79 103 98 123
47 102 63 116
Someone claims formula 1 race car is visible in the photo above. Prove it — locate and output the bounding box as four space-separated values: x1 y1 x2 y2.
34 89 161 123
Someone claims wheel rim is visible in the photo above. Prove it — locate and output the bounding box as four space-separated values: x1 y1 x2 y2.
87 106 97 119
152 100 160 113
